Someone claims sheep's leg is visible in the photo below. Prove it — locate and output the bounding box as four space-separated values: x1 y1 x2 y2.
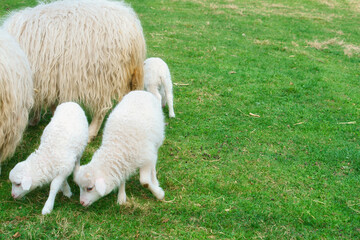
42 176 66 215
165 91 175 118
163 80 175 117
139 162 165 200
131 66 144 90
61 180 72 198
159 87 166 107
148 86 162 103
88 112 106 142
117 182 127 205
151 166 159 187
29 107 41 126
50 104 57 115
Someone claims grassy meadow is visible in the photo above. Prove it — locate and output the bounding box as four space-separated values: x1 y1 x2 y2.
1 0 360 238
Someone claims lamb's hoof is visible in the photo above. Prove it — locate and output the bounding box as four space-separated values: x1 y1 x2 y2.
156 188 165 201
42 206 52 215
117 195 127 205
63 191 72 198
169 113 175 118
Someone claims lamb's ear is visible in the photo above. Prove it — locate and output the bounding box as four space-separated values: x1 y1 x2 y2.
21 176 32 191
95 178 106 196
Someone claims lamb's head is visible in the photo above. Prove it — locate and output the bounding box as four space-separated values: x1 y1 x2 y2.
74 165 109 207
9 160 34 199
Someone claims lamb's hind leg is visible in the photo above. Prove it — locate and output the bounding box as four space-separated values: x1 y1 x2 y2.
148 85 162 102
42 176 66 215
151 165 159 187
88 111 106 142
139 161 164 200
159 86 166 107
165 91 175 118
164 80 175 118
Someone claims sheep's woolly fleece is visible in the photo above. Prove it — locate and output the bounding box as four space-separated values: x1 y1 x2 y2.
3 0 146 139
0 28 33 167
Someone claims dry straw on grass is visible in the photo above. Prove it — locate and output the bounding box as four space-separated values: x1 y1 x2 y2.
306 38 360 57
317 0 338 8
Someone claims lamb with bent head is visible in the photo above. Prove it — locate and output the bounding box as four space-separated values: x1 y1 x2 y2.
9 102 88 215
74 91 165 207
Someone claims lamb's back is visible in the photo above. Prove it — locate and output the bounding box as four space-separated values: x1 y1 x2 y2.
40 102 88 151
103 91 164 150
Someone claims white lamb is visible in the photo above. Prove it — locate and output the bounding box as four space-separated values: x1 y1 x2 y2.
9 102 88 215
144 57 175 118
74 91 165 207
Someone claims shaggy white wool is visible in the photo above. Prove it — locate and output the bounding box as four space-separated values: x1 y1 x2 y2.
74 91 165 207
144 57 175 118
9 102 88 215
3 0 146 141
0 28 33 173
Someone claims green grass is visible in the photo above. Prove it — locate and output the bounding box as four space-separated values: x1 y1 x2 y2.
1 0 360 238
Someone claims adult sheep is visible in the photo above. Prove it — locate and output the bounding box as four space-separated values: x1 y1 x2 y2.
0 29 33 174
3 0 146 141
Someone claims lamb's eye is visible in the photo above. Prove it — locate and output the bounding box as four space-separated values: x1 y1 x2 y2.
86 187 93 192
15 183 21 187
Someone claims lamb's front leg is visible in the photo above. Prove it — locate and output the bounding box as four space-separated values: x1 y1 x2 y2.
117 182 127 205
42 176 66 215
61 180 72 198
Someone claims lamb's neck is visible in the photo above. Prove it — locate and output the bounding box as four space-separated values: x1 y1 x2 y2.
27 150 58 186
92 148 128 188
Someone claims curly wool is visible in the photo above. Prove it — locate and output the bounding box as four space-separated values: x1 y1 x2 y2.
3 0 146 138
0 28 33 165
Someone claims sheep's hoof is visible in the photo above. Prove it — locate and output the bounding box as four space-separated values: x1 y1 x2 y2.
142 183 149 188
87 135 95 143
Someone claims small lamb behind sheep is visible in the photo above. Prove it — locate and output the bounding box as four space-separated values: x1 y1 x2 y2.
144 57 175 118
9 102 88 215
74 91 165 207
